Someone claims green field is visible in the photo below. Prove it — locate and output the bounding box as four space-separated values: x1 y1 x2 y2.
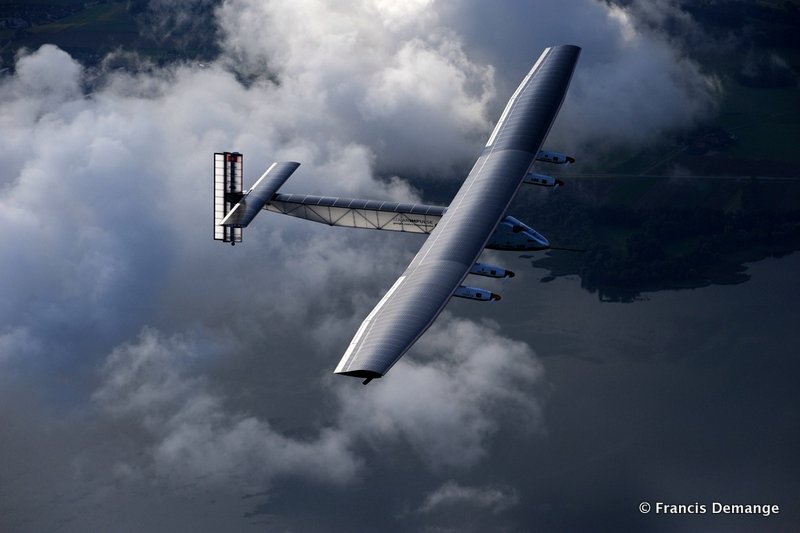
0 0 214 66
0 0 86 4
717 81 800 163
26 3 139 47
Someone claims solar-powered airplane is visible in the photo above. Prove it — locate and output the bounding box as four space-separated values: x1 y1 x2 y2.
214 45 581 384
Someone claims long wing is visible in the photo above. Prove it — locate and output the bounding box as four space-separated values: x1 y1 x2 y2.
335 45 581 381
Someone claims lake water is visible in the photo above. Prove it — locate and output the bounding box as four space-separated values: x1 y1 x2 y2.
450 251 800 531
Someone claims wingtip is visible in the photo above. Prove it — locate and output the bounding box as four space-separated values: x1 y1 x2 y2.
335 369 383 383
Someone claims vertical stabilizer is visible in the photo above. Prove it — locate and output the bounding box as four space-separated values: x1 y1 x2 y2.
214 152 243 244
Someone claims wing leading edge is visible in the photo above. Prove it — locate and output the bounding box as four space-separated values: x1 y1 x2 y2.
335 45 581 381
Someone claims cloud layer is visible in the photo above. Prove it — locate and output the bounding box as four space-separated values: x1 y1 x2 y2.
0 0 724 530
338 314 544 468
94 328 359 487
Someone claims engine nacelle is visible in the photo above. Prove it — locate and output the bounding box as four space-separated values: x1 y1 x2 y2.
454 286 501 301
536 150 575 164
470 262 514 278
523 173 564 188
486 216 550 251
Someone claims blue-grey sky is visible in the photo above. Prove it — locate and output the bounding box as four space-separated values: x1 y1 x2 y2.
1 1 797 531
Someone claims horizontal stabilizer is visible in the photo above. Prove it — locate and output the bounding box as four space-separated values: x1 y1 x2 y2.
221 161 300 228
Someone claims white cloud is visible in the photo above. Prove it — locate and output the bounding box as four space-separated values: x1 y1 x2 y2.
554 1 721 151
6 44 82 109
216 0 496 174
95 328 360 487
337 314 545 469
438 0 721 154
90 314 543 486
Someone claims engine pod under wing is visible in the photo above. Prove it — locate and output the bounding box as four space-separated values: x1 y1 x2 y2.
335 45 581 380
